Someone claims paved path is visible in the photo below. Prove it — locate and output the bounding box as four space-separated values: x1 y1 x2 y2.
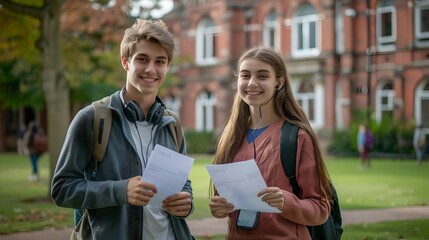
1 206 429 240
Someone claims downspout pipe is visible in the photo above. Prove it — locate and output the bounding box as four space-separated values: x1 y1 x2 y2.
366 0 373 127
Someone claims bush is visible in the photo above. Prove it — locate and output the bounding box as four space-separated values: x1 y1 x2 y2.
185 130 217 154
328 116 415 154
326 129 354 154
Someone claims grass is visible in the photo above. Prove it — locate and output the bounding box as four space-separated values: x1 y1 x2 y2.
195 219 429 240
0 153 70 233
325 157 429 209
343 219 429 239
0 153 428 237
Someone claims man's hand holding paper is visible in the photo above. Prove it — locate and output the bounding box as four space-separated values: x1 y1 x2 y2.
141 144 194 207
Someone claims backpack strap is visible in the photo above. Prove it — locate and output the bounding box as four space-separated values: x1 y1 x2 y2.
280 121 300 197
92 96 183 160
92 96 112 162
280 121 344 239
164 109 183 152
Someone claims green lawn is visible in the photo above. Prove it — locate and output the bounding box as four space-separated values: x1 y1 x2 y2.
0 153 428 237
195 219 429 240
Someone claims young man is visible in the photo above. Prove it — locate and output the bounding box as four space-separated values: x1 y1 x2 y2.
51 19 194 239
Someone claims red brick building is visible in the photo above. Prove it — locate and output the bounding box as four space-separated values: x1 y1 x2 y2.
1 0 428 151
162 0 429 140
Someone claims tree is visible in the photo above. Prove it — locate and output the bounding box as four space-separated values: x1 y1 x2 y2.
0 0 168 199
61 0 132 105
0 0 69 199
0 3 44 111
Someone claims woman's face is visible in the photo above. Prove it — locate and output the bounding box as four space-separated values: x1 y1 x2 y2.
237 58 278 107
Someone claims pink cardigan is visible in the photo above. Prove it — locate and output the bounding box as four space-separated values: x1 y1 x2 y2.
226 119 330 240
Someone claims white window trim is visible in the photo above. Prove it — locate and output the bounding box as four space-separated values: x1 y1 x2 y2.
164 96 181 117
335 2 345 54
375 83 395 122
195 91 216 132
415 2 429 47
291 14 321 58
196 20 219 66
294 81 324 129
263 12 279 49
415 80 429 127
376 6 396 51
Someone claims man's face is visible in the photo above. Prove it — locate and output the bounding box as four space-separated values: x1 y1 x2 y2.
121 40 170 97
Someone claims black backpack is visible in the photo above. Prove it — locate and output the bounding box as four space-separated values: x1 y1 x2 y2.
280 121 343 240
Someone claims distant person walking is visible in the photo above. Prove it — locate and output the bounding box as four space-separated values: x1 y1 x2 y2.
413 125 426 164
357 124 373 169
16 123 27 156
23 121 47 182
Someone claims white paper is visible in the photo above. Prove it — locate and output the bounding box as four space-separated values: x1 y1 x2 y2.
142 144 194 207
206 159 281 213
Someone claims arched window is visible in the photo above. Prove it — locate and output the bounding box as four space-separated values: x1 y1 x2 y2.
375 81 394 122
376 0 396 51
295 80 324 128
415 80 429 127
263 10 278 48
196 18 219 65
164 95 181 117
296 81 315 122
292 3 321 57
195 90 216 132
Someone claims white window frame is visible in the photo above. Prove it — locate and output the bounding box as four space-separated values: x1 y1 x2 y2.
297 91 315 121
196 19 219 65
375 82 395 122
376 5 396 51
263 11 279 49
294 81 324 129
335 1 345 54
164 95 181 117
292 5 321 58
195 91 216 132
415 79 429 127
415 0 429 47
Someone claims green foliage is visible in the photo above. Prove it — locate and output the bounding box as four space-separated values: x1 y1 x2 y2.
0 6 45 110
326 129 354 154
0 59 44 111
0 7 40 63
373 119 415 154
328 113 416 154
62 34 124 104
185 130 217 154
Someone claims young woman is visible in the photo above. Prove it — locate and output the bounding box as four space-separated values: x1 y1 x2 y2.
209 46 332 239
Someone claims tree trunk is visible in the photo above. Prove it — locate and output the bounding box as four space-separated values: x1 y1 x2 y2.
41 0 70 198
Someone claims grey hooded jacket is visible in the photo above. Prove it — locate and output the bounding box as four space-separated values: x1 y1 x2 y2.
51 91 194 240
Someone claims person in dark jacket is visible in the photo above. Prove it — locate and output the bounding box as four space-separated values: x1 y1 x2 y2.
23 121 46 182
51 19 194 240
